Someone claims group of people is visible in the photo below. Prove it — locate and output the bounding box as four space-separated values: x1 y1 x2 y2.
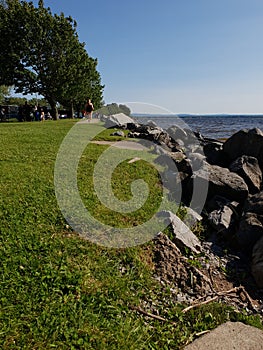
33 105 52 121
1 97 94 122
20 98 94 121
18 102 51 122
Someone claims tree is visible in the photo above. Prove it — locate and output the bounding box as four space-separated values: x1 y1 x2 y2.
97 103 131 116
5 96 26 105
0 0 104 119
119 104 131 116
0 85 11 104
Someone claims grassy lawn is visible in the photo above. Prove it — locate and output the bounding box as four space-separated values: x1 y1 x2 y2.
0 120 261 349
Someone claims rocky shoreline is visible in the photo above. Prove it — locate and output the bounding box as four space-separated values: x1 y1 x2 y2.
102 113 263 314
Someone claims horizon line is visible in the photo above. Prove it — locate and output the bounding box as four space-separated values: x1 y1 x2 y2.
131 112 263 116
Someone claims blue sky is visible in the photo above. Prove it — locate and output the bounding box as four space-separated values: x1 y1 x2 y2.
32 0 263 113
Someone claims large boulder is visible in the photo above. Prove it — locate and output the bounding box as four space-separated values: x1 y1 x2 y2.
193 163 249 202
208 203 238 236
203 140 227 166
251 235 263 288
236 192 263 253
155 152 190 175
157 131 174 149
184 321 263 350
158 211 202 254
128 124 175 149
223 128 263 169
146 120 158 128
236 212 263 251
229 156 262 194
243 191 263 215
183 207 203 229
188 152 206 171
103 113 135 128
166 126 204 153
166 125 188 142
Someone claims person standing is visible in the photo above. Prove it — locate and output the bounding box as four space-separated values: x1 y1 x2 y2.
85 98 94 121
33 105 40 121
0 107 6 122
40 109 45 121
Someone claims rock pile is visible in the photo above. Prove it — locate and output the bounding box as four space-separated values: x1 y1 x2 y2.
104 114 263 300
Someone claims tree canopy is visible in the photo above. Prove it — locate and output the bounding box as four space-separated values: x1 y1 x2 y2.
0 86 11 104
0 0 104 118
97 103 131 116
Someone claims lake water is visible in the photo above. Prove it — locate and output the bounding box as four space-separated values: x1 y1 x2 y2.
133 114 263 139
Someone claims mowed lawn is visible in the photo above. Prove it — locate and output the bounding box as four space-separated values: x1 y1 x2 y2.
0 120 261 350
0 120 156 349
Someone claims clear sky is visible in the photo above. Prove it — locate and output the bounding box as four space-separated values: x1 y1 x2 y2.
31 0 263 114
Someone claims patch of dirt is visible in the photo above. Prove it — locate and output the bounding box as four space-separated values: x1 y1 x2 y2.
150 232 263 313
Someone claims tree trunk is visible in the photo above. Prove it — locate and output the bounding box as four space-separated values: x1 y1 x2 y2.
70 102 74 118
48 100 58 120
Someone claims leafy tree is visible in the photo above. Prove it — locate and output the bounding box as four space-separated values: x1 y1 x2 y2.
0 0 104 119
4 95 49 107
0 85 11 104
97 103 131 116
119 104 131 116
5 96 27 105
28 97 49 107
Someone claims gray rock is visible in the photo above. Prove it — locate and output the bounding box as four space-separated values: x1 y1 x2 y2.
110 130 125 137
203 140 226 166
206 196 240 238
104 113 135 128
184 321 263 350
152 144 171 155
229 155 262 194
146 128 162 137
188 152 206 169
151 144 172 155
146 120 158 128
157 134 174 149
251 235 263 288
126 122 141 131
194 163 249 202
183 207 203 229
158 211 202 254
206 195 237 212
223 128 263 169
236 212 263 251
208 205 236 234
243 191 263 215
166 125 188 141
127 125 174 149
127 131 141 138
154 152 187 168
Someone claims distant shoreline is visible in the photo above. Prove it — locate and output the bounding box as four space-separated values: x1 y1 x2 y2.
133 114 263 140
132 113 263 118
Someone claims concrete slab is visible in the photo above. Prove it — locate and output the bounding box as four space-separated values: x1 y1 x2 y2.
91 140 147 151
78 118 100 124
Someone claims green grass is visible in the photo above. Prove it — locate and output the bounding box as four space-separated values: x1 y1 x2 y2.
78 144 163 227
92 126 130 141
0 120 262 349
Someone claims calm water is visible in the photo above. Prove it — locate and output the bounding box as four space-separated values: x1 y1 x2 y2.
133 114 263 139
